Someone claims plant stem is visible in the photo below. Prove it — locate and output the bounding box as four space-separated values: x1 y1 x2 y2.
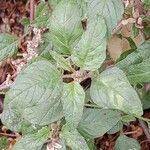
135 115 150 122
138 119 150 140
30 0 35 23
0 132 17 138
0 82 10 91
124 130 137 135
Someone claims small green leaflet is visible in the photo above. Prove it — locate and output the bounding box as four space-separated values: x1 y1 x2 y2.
115 135 141 150
0 33 18 61
61 82 85 129
32 2 50 28
88 0 124 36
61 125 90 150
117 40 150 70
71 15 106 71
2 60 63 129
90 67 143 116
12 127 51 150
48 0 83 54
50 51 73 71
78 108 121 138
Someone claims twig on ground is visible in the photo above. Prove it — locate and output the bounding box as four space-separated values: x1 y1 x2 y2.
30 0 35 23
124 130 138 135
0 132 17 138
63 70 93 83
138 119 150 140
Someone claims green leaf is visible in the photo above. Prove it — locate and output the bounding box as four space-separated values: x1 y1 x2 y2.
121 115 136 124
12 127 50 150
61 125 90 150
90 67 143 116
0 137 9 150
115 135 141 150
78 108 121 138
88 0 124 35
140 91 150 110
50 51 73 71
21 17 30 34
117 40 150 84
38 33 54 61
48 0 62 9
144 0 150 8
107 121 123 134
1 107 22 131
0 33 18 61
32 2 50 28
2 60 63 129
126 59 150 84
48 0 83 54
71 16 106 71
76 0 87 19
86 139 96 150
61 82 85 128
117 40 150 70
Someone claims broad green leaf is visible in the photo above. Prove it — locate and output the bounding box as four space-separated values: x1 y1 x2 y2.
71 16 106 71
0 33 18 61
50 51 73 71
117 40 150 70
1 107 22 131
48 0 83 54
90 67 143 116
121 115 136 124
2 60 63 128
107 121 123 134
86 139 96 150
61 125 90 150
88 0 124 35
32 2 50 28
48 0 62 9
12 127 51 150
78 108 121 138
76 0 87 19
115 135 141 150
61 82 85 128
126 59 150 84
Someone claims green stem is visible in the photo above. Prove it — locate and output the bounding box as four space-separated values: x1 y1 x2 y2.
134 115 150 122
